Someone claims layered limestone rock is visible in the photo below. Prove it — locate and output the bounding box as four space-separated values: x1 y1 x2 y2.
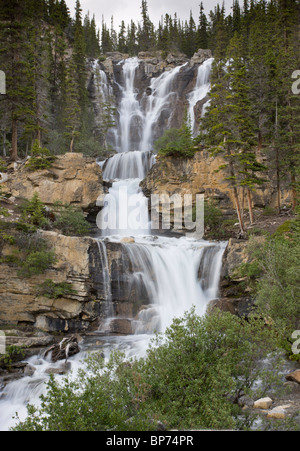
4 153 103 211
208 237 267 318
0 233 153 334
141 150 292 218
0 232 101 332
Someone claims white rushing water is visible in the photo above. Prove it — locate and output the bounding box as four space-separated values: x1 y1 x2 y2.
0 56 223 431
111 57 189 153
188 57 214 135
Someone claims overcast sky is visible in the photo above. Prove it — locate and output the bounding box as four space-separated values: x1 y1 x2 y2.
66 0 235 30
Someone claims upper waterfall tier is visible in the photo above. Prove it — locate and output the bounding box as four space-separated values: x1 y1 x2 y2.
91 54 214 153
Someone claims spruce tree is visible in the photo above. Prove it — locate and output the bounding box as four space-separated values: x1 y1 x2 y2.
0 0 35 160
63 60 81 152
196 3 209 49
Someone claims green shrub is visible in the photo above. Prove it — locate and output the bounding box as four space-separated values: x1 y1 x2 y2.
13 232 56 278
13 309 283 431
53 202 90 236
19 193 49 230
154 113 197 159
0 345 25 369
26 140 56 171
0 219 15 244
262 205 277 216
36 279 76 299
255 235 300 336
18 249 57 278
204 198 223 233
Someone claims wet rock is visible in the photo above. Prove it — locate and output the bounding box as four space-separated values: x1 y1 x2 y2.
45 362 72 375
23 364 36 377
108 319 133 335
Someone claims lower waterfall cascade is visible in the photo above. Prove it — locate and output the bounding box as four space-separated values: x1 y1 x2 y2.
0 55 227 431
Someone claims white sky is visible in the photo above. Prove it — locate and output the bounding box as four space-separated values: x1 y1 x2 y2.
65 0 235 30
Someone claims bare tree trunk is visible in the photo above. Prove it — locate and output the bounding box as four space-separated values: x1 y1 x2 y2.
37 124 41 147
11 119 18 161
291 173 297 210
276 154 281 214
274 102 281 214
70 136 74 153
247 188 254 224
2 131 6 158
233 186 245 235
228 155 246 235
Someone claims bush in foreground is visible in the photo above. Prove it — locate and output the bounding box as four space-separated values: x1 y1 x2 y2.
13 309 285 431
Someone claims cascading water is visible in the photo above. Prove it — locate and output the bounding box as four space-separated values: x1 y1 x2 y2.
0 56 225 431
111 57 189 153
139 62 188 152
101 150 156 181
188 57 214 135
122 238 226 334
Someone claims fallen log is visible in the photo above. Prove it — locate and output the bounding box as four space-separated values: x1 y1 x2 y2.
44 335 80 363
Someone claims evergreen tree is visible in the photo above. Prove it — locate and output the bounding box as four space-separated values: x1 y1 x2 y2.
0 0 35 160
127 21 138 55
139 0 155 51
118 21 128 54
196 3 209 49
72 0 87 112
63 60 81 152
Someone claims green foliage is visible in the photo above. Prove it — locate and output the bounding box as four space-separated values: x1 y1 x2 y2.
18 193 49 231
53 202 90 236
9 232 57 279
18 249 56 279
36 279 76 299
243 226 300 354
262 206 277 216
13 308 283 431
255 235 300 337
26 140 56 171
203 198 223 235
0 158 7 173
155 114 196 158
0 345 25 369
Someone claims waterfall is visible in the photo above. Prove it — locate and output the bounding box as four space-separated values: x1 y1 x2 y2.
98 178 151 237
112 58 188 153
139 63 188 152
122 239 226 334
0 56 224 431
188 57 214 135
96 240 113 318
101 150 156 181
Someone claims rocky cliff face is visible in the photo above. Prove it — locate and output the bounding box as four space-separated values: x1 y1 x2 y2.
0 233 154 334
141 150 293 223
5 153 103 212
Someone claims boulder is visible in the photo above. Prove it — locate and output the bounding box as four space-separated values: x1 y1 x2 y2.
191 49 213 65
267 407 287 420
253 397 273 410
285 369 300 385
45 362 72 375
